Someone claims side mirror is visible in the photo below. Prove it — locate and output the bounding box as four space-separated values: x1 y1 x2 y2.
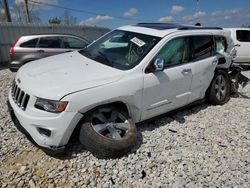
153 58 164 71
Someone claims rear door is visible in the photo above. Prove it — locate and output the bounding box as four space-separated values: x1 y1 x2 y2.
15 38 39 62
187 35 218 103
36 36 65 58
234 29 250 62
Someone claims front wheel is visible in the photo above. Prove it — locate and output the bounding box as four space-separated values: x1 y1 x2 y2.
79 106 137 158
207 70 230 105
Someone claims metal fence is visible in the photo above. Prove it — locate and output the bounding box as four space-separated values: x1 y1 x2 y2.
0 23 110 65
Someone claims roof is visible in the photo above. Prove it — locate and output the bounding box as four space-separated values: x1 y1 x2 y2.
118 23 223 38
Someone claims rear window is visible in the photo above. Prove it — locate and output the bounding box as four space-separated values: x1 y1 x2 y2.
236 30 250 42
215 36 228 53
20 38 38 48
190 36 214 61
38 37 62 48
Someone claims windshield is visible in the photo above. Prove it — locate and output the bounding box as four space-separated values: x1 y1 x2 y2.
79 30 161 70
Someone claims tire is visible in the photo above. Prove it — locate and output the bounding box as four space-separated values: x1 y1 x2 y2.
79 106 137 159
207 70 230 105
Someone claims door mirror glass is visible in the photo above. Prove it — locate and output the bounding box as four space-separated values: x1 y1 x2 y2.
153 58 164 71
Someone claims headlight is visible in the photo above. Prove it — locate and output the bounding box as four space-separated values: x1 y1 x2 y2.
35 98 68 113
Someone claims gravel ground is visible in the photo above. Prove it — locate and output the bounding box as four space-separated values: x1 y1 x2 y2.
0 67 250 188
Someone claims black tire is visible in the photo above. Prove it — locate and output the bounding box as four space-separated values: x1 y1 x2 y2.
79 106 137 159
207 70 230 105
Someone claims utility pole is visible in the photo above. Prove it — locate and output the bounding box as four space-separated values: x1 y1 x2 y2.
24 0 31 22
2 0 11 22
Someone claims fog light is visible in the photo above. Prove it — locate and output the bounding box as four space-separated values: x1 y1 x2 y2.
37 127 51 137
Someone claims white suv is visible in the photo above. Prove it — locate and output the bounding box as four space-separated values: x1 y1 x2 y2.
8 23 238 158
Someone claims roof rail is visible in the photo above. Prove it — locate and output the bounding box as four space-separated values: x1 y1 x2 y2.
135 22 222 30
178 26 223 30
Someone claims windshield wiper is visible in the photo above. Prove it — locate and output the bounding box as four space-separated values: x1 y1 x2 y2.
97 51 113 67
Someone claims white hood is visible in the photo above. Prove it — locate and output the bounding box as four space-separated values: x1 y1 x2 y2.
16 52 125 100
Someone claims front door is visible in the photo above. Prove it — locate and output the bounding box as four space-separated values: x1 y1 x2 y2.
141 36 193 121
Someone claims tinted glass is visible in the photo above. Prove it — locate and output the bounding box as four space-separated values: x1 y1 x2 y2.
236 30 250 42
191 36 213 61
63 37 87 49
156 37 190 67
38 37 61 48
79 30 160 70
20 38 38 48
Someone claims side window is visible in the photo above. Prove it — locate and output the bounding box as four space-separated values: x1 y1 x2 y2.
156 37 190 67
236 30 250 42
20 38 38 48
63 37 87 49
38 37 62 48
215 36 228 55
190 36 213 61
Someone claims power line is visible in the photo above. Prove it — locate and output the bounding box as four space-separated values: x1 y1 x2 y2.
28 0 152 22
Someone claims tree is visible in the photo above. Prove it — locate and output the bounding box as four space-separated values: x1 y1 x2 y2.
1 0 11 22
63 10 77 25
12 0 41 23
242 24 250 28
49 17 61 25
0 1 6 22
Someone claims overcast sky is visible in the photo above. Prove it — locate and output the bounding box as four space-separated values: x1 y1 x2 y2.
5 0 250 28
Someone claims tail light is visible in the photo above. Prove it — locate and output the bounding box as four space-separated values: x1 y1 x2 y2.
10 37 20 58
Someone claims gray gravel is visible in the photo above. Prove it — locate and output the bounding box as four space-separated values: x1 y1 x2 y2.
0 68 250 187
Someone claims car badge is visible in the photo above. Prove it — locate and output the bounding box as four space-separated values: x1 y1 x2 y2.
17 78 21 84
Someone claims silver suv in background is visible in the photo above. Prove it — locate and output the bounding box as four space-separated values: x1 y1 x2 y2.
9 34 89 71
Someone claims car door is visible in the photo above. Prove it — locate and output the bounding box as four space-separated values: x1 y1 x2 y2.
17 38 40 61
141 36 193 121
36 36 65 58
62 36 88 52
187 35 218 103
234 29 250 62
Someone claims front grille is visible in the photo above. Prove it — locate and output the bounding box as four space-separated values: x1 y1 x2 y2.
11 80 30 111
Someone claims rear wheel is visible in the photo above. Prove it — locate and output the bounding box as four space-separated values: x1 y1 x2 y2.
208 70 230 105
79 106 137 158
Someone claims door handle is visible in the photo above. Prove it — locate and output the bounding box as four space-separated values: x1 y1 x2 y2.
65 50 73 52
182 69 191 75
37 50 45 53
235 44 241 47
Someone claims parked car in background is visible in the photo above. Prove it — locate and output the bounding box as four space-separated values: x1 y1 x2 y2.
8 23 242 159
9 34 89 71
227 28 250 63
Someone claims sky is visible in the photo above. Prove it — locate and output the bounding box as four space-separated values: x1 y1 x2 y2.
5 0 250 28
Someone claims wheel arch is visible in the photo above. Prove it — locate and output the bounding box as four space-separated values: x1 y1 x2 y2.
68 101 134 143
206 68 229 96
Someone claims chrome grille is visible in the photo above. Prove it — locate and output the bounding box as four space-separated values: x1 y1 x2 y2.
11 80 30 110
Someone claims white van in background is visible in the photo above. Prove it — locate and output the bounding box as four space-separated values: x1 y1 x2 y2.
227 28 250 63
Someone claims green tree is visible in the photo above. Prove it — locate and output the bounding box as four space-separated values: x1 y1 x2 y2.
242 24 250 28
49 17 61 25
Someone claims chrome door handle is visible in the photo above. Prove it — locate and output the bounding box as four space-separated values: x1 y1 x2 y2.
182 69 191 75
